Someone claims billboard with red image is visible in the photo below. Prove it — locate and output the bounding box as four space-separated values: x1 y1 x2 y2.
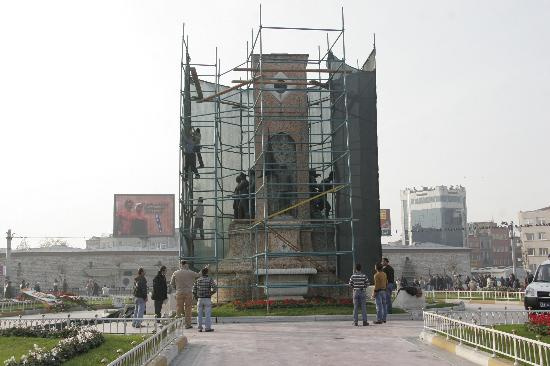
113 194 175 237
380 209 391 236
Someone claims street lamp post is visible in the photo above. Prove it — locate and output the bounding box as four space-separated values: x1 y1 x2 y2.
502 221 516 277
5 229 12 281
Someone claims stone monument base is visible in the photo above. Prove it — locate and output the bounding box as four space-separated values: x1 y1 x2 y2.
257 268 317 300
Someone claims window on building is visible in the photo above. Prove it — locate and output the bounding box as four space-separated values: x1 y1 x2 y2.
524 218 533 225
528 248 536 256
540 248 549 256
537 217 547 225
526 233 535 241
539 232 547 240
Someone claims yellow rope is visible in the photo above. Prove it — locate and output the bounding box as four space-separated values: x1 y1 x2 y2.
251 184 345 226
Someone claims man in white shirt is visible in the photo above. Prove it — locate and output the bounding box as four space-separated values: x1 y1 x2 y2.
192 197 205 240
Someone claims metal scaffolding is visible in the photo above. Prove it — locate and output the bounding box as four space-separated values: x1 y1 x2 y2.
178 8 357 305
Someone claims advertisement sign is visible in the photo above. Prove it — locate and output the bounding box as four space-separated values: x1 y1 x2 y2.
113 194 175 237
380 209 391 236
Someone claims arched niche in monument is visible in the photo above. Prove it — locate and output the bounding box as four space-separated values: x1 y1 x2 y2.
265 132 297 218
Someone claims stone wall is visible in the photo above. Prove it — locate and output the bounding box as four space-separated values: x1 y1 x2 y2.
381 245 471 281
0 250 180 292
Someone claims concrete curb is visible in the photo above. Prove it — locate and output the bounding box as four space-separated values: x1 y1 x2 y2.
420 330 513 366
214 313 415 324
147 335 188 366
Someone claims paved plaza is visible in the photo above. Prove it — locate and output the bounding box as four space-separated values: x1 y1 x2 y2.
172 320 476 366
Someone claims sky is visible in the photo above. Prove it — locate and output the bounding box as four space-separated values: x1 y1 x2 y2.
1 0 549 247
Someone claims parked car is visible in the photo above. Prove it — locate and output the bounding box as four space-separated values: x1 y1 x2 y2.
524 260 550 310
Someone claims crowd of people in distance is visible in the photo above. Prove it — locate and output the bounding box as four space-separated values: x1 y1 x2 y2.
2 277 71 299
398 272 531 292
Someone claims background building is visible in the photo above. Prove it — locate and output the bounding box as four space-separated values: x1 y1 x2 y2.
519 207 550 272
401 185 467 247
468 222 521 268
86 235 178 251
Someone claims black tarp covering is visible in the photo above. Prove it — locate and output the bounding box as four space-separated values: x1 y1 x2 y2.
329 52 381 282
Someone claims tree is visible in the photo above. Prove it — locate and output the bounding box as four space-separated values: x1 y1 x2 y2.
15 239 30 251
39 238 69 248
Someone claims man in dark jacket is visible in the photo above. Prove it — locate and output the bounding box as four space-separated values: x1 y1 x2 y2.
132 268 148 328
382 258 395 315
151 266 168 320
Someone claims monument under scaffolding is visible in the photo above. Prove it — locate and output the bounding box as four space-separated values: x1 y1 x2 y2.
178 8 381 304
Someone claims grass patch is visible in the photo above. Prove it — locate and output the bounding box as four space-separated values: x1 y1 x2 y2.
0 337 59 363
63 334 145 366
208 303 406 317
494 324 550 344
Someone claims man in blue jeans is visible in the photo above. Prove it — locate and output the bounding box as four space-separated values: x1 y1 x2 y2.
132 268 148 328
348 263 369 326
193 267 217 332
382 258 395 315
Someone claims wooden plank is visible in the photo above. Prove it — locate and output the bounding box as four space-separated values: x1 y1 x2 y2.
230 79 324 87
190 67 203 100
197 76 259 103
233 67 352 74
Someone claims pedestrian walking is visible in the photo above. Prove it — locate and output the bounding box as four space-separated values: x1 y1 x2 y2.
170 260 200 329
132 268 148 328
381 258 395 315
193 267 217 332
152 266 168 320
373 263 388 324
348 263 369 326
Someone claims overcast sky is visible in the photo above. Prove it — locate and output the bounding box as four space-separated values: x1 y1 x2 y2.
1 0 549 247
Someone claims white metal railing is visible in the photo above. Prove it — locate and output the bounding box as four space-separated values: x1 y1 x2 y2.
0 316 170 334
0 300 42 313
431 309 550 326
107 318 183 366
424 310 550 365
425 290 525 302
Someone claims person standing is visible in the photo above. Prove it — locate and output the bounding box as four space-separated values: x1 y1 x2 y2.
132 268 148 328
62 278 68 293
170 260 200 329
192 198 205 240
53 278 59 293
3 281 14 299
381 258 395 315
348 263 369 326
193 267 217 332
102 284 110 297
86 279 93 296
152 266 168 320
373 263 388 324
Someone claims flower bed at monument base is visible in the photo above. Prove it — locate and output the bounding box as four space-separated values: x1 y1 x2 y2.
527 313 550 336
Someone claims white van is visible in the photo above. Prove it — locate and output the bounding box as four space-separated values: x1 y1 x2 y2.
525 259 550 310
